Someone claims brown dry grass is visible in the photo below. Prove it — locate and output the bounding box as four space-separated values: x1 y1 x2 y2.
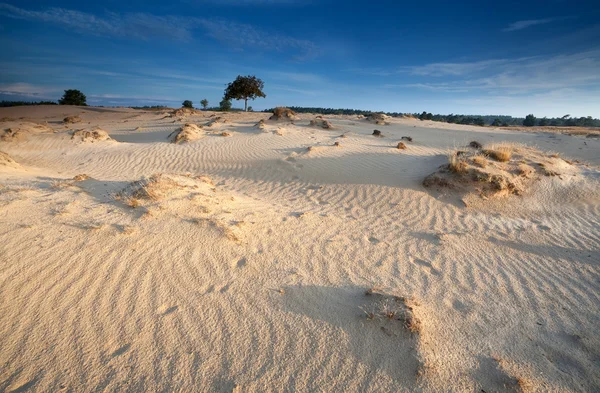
63 115 82 124
397 142 407 150
448 154 468 173
484 145 513 162
471 155 487 168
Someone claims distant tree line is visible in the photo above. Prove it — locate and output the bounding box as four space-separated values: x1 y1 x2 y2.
1 100 58 107
263 107 599 128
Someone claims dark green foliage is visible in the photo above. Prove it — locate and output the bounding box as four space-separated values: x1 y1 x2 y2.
0 101 57 107
224 75 266 111
219 98 232 112
538 117 549 126
182 100 193 108
247 106 253 112
58 89 87 106
200 99 209 110
491 118 502 126
523 114 536 127
419 111 433 120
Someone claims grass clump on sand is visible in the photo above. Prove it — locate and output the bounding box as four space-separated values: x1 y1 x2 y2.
423 143 580 200
63 115 82 124
484 144 513 162
71 128 112 143
448 153 468 174
269 107 299 121
168 123 203 144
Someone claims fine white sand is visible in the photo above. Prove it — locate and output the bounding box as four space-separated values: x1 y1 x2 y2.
1 105 599 392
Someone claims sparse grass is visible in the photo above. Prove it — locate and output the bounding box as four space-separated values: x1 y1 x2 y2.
361 288 421 334
63 115 82 124
123 197 141 208
471 154 487 168
517 164 535 177
221 131 231 137
50 180 74 189
484 145 512 162
73 174 90 181
448 153 468 174
397 142 407 150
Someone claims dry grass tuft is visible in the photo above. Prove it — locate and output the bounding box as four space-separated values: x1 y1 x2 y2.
361 288 421 334
484 145 512 162
448 153 468 174
517 164 535 177
471 155 487 168
221 131 232 137
469 141 482 149
63 115 82 124
168 123 203 144
309 118 334 129
71 128 112 142
123 197 141 208
73 174 90 181
270 107 299 121
397 142 407 150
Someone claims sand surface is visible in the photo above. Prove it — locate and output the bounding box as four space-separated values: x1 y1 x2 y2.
1 106 599 392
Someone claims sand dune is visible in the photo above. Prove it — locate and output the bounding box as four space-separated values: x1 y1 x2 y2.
0 106 599 392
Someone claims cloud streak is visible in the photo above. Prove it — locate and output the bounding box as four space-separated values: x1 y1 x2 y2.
502 18 556 32
389 50 600 96
0 3 319 59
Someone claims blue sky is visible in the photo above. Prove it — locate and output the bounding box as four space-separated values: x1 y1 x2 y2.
0 0 599 117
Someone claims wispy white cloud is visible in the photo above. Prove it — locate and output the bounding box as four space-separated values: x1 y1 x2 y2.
197 19 319 60
0 82 60 97
502 18 556 32
0 3 319 59
0 3 195 40
388 50 600 95
399 59 515 77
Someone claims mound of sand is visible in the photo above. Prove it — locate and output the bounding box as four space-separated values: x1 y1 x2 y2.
269 107 299 121
423 142 579 199
254 119 266 130
63 115 82 124
1 122 54 142
309 118 334 129
117 173 213 203
71 128 112 143
0 151 20 169
173 107 200 117
365 112 390 125
168 123 204 144
205 117 230 127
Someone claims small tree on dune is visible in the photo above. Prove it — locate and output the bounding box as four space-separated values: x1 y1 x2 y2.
200 99 208 110
59 89 87 106
224 75 266 112
182 100 193 108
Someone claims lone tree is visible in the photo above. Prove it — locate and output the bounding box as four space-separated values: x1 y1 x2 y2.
59 89 87 106
200 99 209 110
219 98 232 112
224 75 266 111
182 100 193 108
523 114 536 127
